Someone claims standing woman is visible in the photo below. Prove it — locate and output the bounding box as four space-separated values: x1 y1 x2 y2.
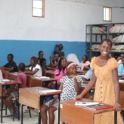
76 39 123 124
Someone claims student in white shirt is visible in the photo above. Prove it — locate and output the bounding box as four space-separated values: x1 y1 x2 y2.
25 57 42 77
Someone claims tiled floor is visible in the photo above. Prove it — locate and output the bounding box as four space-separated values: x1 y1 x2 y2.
1 106 61 124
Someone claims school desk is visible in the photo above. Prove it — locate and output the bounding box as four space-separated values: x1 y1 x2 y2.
32 77 58 88
0 80 21 123
19 87 62 124
60 99 117 124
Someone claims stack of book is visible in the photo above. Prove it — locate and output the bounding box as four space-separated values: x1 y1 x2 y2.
112 35 124 43
92 44 100 49
92 27 107 33
112 45 124 50
110 25 124 33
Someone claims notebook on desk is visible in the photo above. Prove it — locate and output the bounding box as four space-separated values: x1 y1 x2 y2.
85 104 114 110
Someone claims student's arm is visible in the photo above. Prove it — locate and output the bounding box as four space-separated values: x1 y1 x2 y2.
75 71 96 99
112 68 122 111
74 77 81 92
25 69 39 75
50 56 58 68
42 59 46 69
4 67 15 72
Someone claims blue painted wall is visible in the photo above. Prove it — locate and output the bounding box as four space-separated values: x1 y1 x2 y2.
0 40 86 66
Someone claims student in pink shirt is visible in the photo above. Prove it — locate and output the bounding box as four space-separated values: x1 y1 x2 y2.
0 70 3 79
3 63 27 117
79 55 90 70
48 58 67 89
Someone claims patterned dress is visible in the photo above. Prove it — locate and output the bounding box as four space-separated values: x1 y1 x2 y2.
60 76 83 101
91 57 124 124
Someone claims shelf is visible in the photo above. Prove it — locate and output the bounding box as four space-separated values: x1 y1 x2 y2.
86 33 107 35
86 32 124 35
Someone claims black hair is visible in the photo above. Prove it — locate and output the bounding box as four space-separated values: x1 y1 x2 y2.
38 51 43 54
83 55 88 61
18 63 25 72
100 39 112 47
56 58 66 76
8 54 14 58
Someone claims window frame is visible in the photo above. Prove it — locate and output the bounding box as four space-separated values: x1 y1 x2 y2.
103 6 112 22
32 0 45 18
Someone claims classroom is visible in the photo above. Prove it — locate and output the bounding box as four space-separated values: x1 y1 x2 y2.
0 0 124 124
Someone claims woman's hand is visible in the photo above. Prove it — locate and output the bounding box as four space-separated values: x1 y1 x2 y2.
114 102 122 111
75 94 83 100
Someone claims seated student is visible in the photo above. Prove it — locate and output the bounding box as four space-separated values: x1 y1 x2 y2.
79 55 90 70
47 53 59 69
0 70 3 79
82 68 93 81
40 62 83 124
117 54 124 65
3 63 27 117
48 58 67 89
118 57 124 76
25 56 42 77
0 54 17 72
54 44 64 58
38 51 46 69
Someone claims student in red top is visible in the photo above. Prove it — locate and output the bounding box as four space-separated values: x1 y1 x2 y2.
3 63 27 117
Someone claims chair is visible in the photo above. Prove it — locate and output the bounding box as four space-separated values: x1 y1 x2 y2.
1 70 9 79
30 77 42 87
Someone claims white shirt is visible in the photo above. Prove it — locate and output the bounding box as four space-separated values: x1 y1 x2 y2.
29 64 42 77
118 60 122 65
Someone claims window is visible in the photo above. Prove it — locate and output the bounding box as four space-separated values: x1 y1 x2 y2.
33 0 45 17
103 7 112 22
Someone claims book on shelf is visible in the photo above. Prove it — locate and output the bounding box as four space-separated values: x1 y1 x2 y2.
110 25 124 33
112 45 124 50
85 103 114 110
75 102 99 106
92 27 106 33
112 35 124 43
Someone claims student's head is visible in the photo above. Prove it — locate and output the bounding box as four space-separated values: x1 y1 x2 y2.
59 44 63 51
120 54 124 57
58 58 67 70
18 63 25 72
82 55 88 63
99 39 112 57
121 57 124 65
30 57 38 66
38 51 44 58
66 62 76 75
54 53 59 61
7 54 14 62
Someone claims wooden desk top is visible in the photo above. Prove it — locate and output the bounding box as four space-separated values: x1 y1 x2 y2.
60 99 114 114
19 87 61 96
0 81 21 86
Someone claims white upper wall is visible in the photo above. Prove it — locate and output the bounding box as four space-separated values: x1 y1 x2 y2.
0 0 124 41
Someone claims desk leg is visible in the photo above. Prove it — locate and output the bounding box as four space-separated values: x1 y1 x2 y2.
114 111 117 124
38 111 41 124
21 104 23 124
1 97 3 123
58 94 60 124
